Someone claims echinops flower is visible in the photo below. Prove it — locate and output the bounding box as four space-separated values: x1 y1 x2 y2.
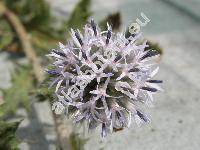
47 19 162 137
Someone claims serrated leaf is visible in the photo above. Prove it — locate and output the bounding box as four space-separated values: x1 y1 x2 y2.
0 120 21 150
0 65 35 118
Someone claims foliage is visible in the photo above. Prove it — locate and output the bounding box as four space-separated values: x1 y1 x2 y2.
4 0 51 31
145 41 163 54
1 0 92 56
0 120 21 150
0 20 15 51
0 65 35 118
126 30 163 54
99 12 121 31
1 0 62 53
36 81 55 102
66 0 91 30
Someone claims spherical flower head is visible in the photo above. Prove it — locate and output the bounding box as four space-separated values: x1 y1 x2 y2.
46 19 163 137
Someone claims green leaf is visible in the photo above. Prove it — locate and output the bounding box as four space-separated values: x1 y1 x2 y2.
2 0 62 52
99 12 121 31
0 20 14 50
35 83 55 102
66 0 92 30
4 0 51 29
0 65 35 118
145 41 163 55
0 120 21 150
125 31 163 54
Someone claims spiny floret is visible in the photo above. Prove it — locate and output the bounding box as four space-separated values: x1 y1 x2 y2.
47 19 162 137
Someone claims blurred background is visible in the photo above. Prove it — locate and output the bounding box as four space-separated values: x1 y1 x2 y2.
0 0 200 150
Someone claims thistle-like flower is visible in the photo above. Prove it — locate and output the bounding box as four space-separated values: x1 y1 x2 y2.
47 19 162 137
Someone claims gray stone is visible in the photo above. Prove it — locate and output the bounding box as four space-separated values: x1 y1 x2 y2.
16 101 58 150
0 52 14 89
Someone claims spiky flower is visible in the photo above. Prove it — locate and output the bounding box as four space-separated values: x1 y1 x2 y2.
47 19 162 137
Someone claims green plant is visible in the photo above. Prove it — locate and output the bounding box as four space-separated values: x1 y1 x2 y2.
0 120 21 150
99 12 121 31
0 65 34 118
66 0 91 30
